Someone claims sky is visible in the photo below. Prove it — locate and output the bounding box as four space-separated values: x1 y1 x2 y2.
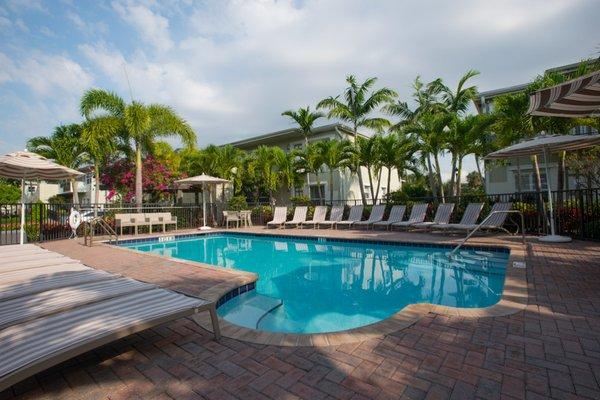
1 0 599 180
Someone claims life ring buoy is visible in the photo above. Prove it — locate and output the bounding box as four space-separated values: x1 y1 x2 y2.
69 209 81 231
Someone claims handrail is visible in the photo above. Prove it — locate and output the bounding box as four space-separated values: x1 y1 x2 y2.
449 210 525 256
83 217 119 247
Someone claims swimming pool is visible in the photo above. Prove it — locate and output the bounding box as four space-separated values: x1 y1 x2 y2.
119 233 509 334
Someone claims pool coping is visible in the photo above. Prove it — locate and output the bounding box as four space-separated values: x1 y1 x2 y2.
106 229 528 346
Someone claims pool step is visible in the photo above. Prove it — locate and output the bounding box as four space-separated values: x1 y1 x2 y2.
218 291 283 329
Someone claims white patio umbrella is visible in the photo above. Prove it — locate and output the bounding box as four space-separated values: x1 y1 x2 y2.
0 151 83 244
176 174 230 230
486 133 600 243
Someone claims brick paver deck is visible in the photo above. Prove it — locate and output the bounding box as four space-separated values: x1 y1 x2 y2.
2 230 600 400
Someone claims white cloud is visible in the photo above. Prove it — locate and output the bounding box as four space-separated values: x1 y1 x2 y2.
67 11 108 36
0 52 93 97
0 16 11 30
111 0 173 52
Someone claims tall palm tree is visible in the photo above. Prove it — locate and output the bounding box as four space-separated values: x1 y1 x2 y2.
384 76 445 129
80 89 196 208
355 135 384 203
378 133 418 197
281 107 324 147
27 124 87 204
297 142 325 204
316 139 353 203
317 75 397 204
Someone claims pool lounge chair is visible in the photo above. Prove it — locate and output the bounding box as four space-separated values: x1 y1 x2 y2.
0 245 220 392
443 202 513 234
266 207 288 228
392 203 429 229
373 205 406 230
302 206 328 229
317 206 344 229
284 206 308 228
411 203 455 230
335 205 364 229
354 205 386 229
432 203 484 231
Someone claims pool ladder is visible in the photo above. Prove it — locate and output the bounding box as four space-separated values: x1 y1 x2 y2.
83 217 119 247
449 210 525 256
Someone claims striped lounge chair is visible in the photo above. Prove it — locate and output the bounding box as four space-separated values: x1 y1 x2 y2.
392 203 429 229
0 244 220 392
284 206 308 228
372 205 406 230
354 205 386 229
335 205 364 229
432 203 484 231
444 203 513 234
411 203 455 230
317 206 344 229
301 206 328 229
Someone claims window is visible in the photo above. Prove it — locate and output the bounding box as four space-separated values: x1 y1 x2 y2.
309 184 325 201
514 171 547 191
381 187 387 195
293 143 303 150
364 186 371 199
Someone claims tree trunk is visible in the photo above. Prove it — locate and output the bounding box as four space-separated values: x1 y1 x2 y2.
71 178 79 206
456 157 463 198
448 154 457 197
557 150 566 207
374 168 382 204
353 124 367 205
475 155 484 187
515 157 522 194
367 166 375 205
329 168 334 205
135 143 143 210
94 163 100 217
426 155 436 197
387 166 392 200
434 153 445 202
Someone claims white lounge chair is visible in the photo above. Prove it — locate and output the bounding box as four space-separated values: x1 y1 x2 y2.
318 206 344 229
373 205 406 230
302 206 328 229
335 205 364 229
411 203 455 230
392 203 429 229
266 207 288 229
354 205 386 229
432 203 484 231
0 245 220 392
284 206 308 228
444 202 513 234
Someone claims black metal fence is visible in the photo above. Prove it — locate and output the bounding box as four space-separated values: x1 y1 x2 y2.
1 188 599 245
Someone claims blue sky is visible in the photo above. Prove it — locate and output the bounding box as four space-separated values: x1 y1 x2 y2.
1 0 600 178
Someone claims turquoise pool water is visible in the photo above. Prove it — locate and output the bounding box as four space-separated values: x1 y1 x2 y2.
119 233 508 334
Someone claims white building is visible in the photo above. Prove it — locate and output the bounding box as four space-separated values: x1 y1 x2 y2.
474 62 598 195
28 169 109 205
227 123 402 204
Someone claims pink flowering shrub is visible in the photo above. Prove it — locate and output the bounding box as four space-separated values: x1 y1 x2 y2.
101 156 186 203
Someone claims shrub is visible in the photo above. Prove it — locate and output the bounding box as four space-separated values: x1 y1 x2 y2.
289 195 311 206
227 196 248 211
47 195 67 204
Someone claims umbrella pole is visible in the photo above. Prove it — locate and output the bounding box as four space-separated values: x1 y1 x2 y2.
20 178 25 245
200 182 211 230
539 146 571 243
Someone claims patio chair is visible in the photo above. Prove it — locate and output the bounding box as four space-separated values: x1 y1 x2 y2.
266 207 288 229
445 202 513 234
411 203 455 230
392 203 429 229
372 205 406 230
222 211 241 228
432 203 484 231
284 206 308 228
302 206 328 229
317 205 344 229
335 205 364 229
354 205 386 229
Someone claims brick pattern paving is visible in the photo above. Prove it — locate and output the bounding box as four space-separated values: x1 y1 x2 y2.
1 235 600 399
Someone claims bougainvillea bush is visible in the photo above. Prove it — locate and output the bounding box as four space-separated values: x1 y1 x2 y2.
101 156 185 203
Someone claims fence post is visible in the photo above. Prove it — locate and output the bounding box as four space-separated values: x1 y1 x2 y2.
38 203 44 242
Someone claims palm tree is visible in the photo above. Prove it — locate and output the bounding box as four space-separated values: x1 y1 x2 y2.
378 133 418 197
80 89 196 208
355 135 384 203
281 107 325 147
297 142 325 204
275 150 303 194
251 146 285 204
316 139 353 203
435 70 480 114
317 75 397 204
27 124 87 204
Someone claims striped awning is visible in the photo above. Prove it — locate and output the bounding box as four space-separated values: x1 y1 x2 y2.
0 151 83 180
527 70 600 117
485 133 600 159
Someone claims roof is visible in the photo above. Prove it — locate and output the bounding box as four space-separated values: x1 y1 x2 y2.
226 123 366 149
